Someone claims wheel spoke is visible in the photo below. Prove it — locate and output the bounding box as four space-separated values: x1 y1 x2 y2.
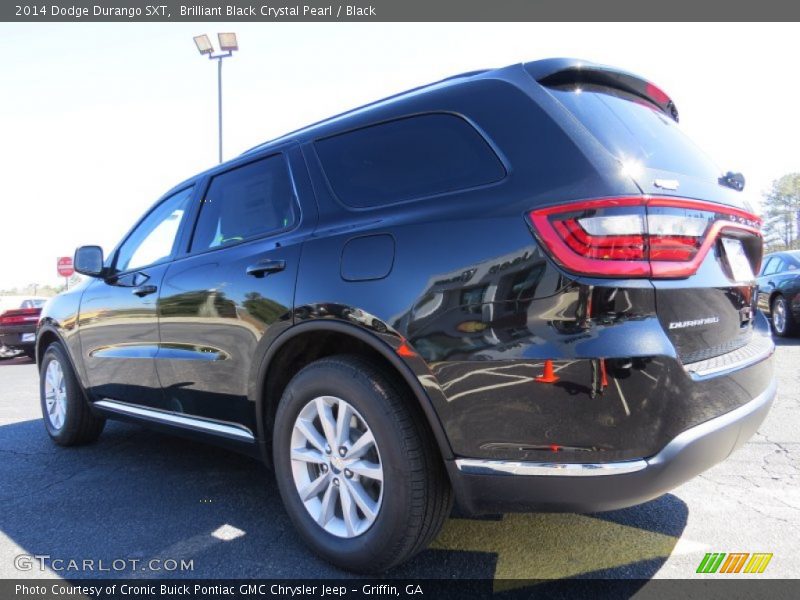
348 459 383 482
345 479 378 522
291 447 326 464
46 367 56 391
315 397 338 449
339 480 359 536
347 430 375 459
317 482 337 526
295 418 326 453
299 471 329 502
335 401 352 448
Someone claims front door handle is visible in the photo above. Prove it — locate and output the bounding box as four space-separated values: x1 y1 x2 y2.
132 284 158 297
246 259 286 278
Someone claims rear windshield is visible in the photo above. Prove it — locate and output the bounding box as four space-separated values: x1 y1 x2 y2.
546 84 721 181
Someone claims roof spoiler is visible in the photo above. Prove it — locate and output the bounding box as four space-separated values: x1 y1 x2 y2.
524 58 679 122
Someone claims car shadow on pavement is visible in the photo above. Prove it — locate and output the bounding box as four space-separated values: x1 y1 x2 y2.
773 335 800 347
0 355 35 367
0 417 688 583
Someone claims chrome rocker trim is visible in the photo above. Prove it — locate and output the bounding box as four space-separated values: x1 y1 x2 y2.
93 399 255 442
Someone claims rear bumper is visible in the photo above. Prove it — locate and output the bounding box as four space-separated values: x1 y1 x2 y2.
448 376 776 514
0 327 35 349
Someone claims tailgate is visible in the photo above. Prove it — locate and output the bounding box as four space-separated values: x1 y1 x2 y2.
538 68 764 364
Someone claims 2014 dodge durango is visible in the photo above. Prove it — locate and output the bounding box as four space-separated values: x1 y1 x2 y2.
36 58 775 572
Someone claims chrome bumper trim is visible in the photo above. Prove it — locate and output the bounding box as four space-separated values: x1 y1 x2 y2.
455 458 648 477
683 334 774 379
94 399 255 442
455 377 777 478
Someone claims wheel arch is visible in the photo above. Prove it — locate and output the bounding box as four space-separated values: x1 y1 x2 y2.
35 324 93 401
252 320 454 464
769 290 783 309
36 326 65 368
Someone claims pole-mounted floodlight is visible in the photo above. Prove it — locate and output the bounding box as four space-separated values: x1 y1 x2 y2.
193 33 238 163
218 32 239 52
193 35 214 55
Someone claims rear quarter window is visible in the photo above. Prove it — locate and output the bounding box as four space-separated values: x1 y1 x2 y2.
315 113 506 208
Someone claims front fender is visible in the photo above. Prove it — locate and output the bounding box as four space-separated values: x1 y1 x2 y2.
36 286 86 386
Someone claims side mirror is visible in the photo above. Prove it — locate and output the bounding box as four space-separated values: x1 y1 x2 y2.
74 245 105 277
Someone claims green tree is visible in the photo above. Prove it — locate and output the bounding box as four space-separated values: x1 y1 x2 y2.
762 173 800 251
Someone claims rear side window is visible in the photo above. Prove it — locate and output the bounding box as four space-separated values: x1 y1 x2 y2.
762 258 782 276
546 84 721 181
315 113 506 208
191 155 297 252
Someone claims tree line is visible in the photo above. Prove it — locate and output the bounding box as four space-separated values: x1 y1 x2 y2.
762 173 800 251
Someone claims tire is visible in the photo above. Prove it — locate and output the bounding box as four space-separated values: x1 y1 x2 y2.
771 295 799 337
39 342 105 446
23 348 36 360
273 354 452 573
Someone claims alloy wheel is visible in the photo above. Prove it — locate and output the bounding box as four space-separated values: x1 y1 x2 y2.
289 396 384 538
773 298 787 334
44 359 68 430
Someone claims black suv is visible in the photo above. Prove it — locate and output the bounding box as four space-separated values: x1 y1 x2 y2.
37 58 775 572
757 250 800 336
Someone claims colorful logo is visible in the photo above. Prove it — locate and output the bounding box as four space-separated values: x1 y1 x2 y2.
696 552 773 574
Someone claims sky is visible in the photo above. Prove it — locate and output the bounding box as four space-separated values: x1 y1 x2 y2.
1 22 799 289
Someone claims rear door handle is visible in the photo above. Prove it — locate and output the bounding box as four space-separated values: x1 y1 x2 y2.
132 285 158 297
246 259 286 278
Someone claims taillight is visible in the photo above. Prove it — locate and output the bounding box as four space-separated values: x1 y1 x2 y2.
529 197 761 279
0 307 41 325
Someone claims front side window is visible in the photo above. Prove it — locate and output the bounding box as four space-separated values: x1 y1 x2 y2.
191 155 297 252
315 113 506 208
115 187 194 272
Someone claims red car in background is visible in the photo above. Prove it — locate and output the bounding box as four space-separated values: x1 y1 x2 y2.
0 296 48 360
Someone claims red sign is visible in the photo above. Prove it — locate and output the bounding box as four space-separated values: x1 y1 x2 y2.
57 256 74 278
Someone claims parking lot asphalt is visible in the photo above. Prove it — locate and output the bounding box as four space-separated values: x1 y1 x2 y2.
0 341 798 585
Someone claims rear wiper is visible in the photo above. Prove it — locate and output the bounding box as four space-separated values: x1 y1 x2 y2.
719 171 745 191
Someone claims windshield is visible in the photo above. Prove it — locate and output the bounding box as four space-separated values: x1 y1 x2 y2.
547 83 721 182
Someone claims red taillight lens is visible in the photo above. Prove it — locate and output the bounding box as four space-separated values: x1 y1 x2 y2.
529 197 761 279
553 218 646 260
0 307 41 325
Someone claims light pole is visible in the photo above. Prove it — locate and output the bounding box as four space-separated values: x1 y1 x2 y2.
193 33 239 164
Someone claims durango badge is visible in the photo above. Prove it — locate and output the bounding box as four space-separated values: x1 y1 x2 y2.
669 317 720 329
